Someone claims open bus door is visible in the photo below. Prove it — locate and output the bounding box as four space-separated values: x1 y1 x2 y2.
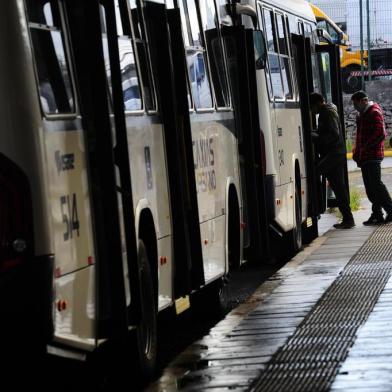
143 2 205 298
220 25 272 262
316 43 350 208
291 34 322 242
65 0 134 342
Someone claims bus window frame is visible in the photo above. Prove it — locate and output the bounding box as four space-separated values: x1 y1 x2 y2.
274 11 294 102
284 13 299 102
124 0 158 116
111 0 146 117
298 20 305 36
261 6 285 103
177 0 215 113
257 4 274 102
201 0 232 112
304 22 313 37
26 1 78 120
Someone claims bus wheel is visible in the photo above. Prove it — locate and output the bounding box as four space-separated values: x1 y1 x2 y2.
342 65 362 94
228 190 240 270
132 239 157 381
292 179 303 252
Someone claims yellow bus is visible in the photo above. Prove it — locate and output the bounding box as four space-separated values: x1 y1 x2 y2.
311 4 367 93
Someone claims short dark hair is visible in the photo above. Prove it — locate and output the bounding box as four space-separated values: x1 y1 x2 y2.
351 90 368 101
309 92 325 106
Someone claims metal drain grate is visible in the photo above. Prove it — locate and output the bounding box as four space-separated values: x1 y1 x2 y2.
251 225 392 392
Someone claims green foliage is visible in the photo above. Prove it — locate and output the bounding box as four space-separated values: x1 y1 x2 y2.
349 187 361 212
346 138 353 153
332 187 361 218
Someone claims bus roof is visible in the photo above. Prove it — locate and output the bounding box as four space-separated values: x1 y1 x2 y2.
310 4 349 41
262 0 316 22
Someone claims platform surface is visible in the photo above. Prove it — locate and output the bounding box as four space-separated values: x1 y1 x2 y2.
145 205 392 392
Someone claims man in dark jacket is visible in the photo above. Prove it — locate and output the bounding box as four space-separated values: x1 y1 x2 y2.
352 90 392 225
310 92 355 229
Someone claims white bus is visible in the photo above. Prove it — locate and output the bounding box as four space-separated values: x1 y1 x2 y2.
1 0 245 380
0 0 344 384
226 0 346 253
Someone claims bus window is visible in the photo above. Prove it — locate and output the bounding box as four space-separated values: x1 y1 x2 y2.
114 0 142 111
263 8 284 100
179 0 214 110
276 14 288 56
285 15 298 100
318 52 333 104
26 0 74 114
276 13 293 100
311 54 322 95
26 0 60 26
288 15 298 36
128 0 156 111
326 22 340 44
298 20 305 36
304 23 313 37
199 0 231 108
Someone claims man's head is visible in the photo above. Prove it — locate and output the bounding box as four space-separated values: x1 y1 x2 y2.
309 92 325 114
351 90 369 112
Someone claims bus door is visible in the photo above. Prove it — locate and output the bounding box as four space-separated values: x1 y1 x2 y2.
291 34 324 231
143 2 205 297
221 25 271 261
316 43 350 207
64 1 135 339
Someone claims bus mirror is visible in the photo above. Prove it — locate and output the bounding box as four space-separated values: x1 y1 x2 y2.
338 31 348 46
316 28 333 45
229 3 257 28
253 30 267 70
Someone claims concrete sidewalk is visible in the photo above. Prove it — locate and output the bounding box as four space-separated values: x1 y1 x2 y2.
145 204 392 391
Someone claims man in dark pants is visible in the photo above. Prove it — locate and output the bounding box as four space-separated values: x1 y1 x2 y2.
310 93 355 229
351 90 392 224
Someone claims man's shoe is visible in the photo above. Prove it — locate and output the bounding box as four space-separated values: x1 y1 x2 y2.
334 220 355 229
363 214 384 226
385 213 392 223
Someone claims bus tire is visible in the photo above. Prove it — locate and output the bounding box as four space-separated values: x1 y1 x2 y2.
132 239 157 381
342 65 362 94
228 188 240 270
292 178 303 252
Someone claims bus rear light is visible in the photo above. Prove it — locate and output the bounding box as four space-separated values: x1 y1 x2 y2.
240 222 246 229
57 300 67 312
0 154 34 274
55 267 61 278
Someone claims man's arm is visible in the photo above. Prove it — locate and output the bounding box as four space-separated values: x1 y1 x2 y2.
366 109 386 148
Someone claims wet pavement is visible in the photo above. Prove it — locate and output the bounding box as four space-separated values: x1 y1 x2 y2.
145 166 392 391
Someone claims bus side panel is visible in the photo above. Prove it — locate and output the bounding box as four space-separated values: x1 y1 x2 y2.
200 215 225 283
127 122 172 239
43 126 98 346
43 126 96 275
192 118 239 278
127 121 173 306
275 107 307 230
157 236 173 310
54 266 95 349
